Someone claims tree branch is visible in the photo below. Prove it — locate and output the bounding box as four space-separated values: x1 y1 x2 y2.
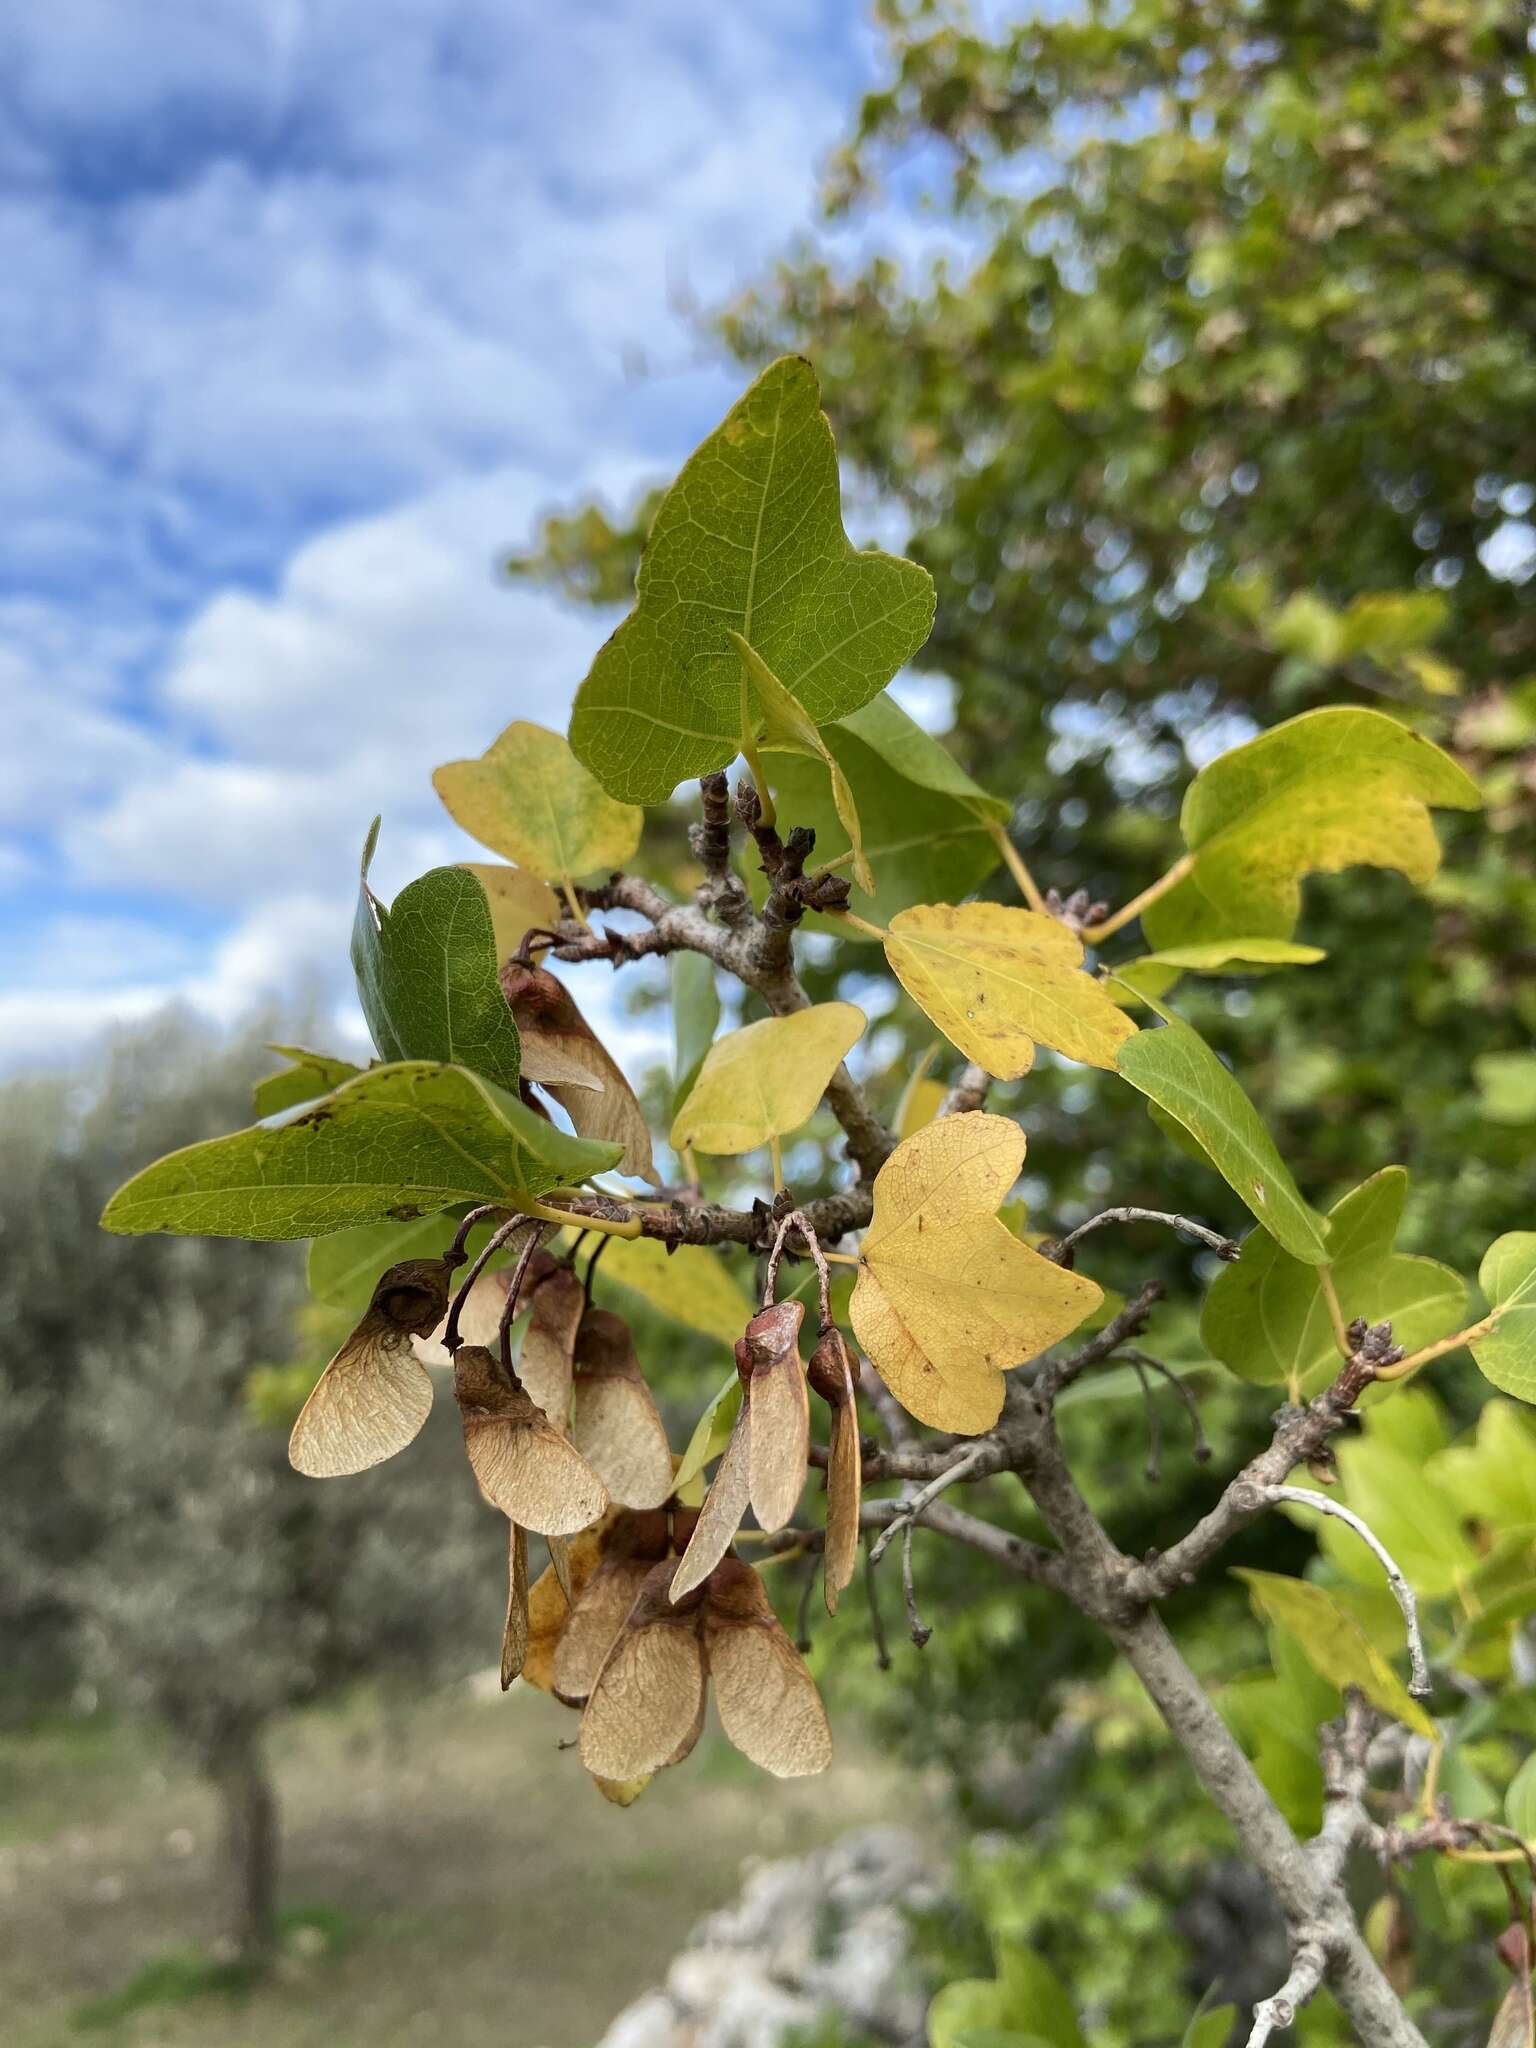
1042 1206 1241 1265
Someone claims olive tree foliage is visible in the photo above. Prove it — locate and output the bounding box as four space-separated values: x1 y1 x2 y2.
103 345 1536 2047
2 1019 503 1963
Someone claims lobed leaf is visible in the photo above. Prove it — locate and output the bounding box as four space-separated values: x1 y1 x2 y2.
1202 1167 1466 1394
1145 706 1480 947
351 827 522 1093
569 356 935 803
101 1062 622 1241
852 1113 1102 1433
1472 1235 1536 1402
433 720 641 882
670 1001 865 1156
885 902 1137 1078
1115 994 1327 1264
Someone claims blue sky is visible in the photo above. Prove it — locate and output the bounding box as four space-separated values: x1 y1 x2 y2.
2 0 931 1069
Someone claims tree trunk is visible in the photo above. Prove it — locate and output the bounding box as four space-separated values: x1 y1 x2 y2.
205 1724 280 1967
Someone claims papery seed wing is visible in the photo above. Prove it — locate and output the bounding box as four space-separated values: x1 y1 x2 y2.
670 1407 752 1601
504 963 656 1182
519 1263 584 1427
290 1312 433 1477
573 1310 673 1509
462 1413 609 1534
703 1559 832 1779
808 1329 862 1616
747 1350 809 1535
823 1404 862 1617
523 1519 610 1694
502 1523 530 1689
553 1558 655 1703
579 1567 705 1780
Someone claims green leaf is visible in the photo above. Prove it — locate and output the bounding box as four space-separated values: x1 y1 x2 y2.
1430 1402 1536 1533
673 1373 744 1493
351 830 523 1093
569 356 936 803
1475 1053 1536 1127
1472 1235 1536 1402
1183 2007 1240 2048
253 1045 364 1119
433 721 641 885
837 693 1010 822
1144 707 1481 947
307 1212 464 1313
736 632 873 894
993 1947 1086 2048
1234 1570 1436 1739
1114 994 1327 1263
1505 1750 1536 1843
670 951 721 1114
752 719 1003 932
1201 1167 1467 1394
1319 1438 1477 1597
101 1062 623 1241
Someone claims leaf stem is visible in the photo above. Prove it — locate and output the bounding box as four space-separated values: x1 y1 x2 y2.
988 823 1048 915
1372 1312 1500 1382
559 877 592 932
503 1189 643 1239
1081 853 1195 943
830 908 890 944
1318 1264 1351 1357
768 1131 783 1192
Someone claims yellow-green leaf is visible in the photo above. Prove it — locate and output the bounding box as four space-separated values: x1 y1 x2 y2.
851 1112 1101 1433
1234 1570 1436 1740
433 720 642 886
1111 938 1326 1007
1202 1168 1466 1395
462 863 562 958
1145 707 1481 947
594 1235 754 1347
1115 994 1327 1264
670 1002 866 1156
1472 1235 1536 1402
674 1372 744 1493
253 1046 364 1119
568 357 935 803
884 902 1138 1079
734 633 872 894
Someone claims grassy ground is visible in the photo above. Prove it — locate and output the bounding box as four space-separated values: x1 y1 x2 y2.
1 1683 932 2048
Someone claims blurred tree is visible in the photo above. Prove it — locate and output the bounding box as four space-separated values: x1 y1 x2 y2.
0 1017 505 1965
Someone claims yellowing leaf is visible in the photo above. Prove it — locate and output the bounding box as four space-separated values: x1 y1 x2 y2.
1111 938 1326 1006
1115 995 1328 1264
735 633 872 894
433 720 641 887
883 903 1137 1079
593 1234 754 1347
670 1002 866 1156
1145 706 1480 947
1202 1167 1467 1395
851 1112 1102 1432
1473 1235 1536 1403
567 356 934 803
462 864 561 958
1234 1569 1437 1740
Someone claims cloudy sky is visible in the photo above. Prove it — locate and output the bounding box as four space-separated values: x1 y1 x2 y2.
2 1 932 1071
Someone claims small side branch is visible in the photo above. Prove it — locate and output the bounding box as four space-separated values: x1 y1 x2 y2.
857 1497 1068 1593
868 1443 989 1565
1266 1486 1431 1699
1245 1943 1326 2048
1044 1206 1241 1265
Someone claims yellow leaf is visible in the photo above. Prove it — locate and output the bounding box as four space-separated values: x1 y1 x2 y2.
670 1002 866 1156
883 902 1137 1079
735 633 873 895
592 1234 754 1347
461 864 561 958
851 1112 1103 1432
434 720 642 886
